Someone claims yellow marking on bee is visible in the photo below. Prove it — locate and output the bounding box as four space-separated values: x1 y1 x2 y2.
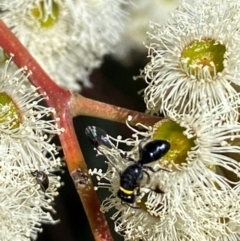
119 186 133 195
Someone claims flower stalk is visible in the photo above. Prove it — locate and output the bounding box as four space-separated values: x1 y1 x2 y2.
71 93 162 126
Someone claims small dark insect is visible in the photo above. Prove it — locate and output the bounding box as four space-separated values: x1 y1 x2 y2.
32 170 49 192
85 126 170 204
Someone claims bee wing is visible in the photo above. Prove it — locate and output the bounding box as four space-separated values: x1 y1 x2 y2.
85 126 112 148
85 126 121 173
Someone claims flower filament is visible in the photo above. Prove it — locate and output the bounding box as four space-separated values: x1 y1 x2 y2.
31 1 59 28
0 92 22 129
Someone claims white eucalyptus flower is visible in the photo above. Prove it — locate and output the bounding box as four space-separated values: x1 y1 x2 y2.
0 0 128 91
0 58 63 240
89 97 240 241
142 0 240 116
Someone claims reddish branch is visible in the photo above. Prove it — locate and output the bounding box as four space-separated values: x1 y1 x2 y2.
0 20 161 241
71 93 161 126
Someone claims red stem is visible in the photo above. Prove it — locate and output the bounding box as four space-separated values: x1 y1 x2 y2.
71 93 161 126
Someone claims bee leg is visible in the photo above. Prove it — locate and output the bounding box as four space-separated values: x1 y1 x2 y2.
143 165 171 173
136 187 141 196
148 186 165 194
121 200 140 209
143 170 151 184
120 152 135 163
127 203 141 209
143 167 167 193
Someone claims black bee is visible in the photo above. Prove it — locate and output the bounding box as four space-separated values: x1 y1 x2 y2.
85 126 170 204
32 170 49 192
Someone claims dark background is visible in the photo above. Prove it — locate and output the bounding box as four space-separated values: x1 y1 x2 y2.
37 53 148 241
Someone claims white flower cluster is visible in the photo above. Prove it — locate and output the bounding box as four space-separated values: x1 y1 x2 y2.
90 101 240 241
0 58 63 240
0 0 128 91
142 0 240 116
89 0 240 241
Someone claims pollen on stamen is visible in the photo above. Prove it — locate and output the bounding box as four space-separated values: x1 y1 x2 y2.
127 115 133 121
